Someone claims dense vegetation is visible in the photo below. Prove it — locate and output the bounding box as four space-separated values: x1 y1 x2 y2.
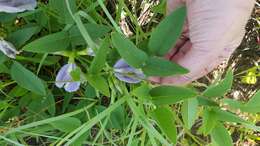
0 0 259 145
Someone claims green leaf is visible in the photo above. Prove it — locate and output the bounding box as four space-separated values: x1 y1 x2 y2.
46 92 56 116
89 37 110 74
8 86 28 97
150 86 198 105
16 55 61 66
49 0 77 24
222 91 260 114
213 108 247 124
19 93 32 108
0 52 7 64
107 105 128 129
7 25 40 48
0 64 9 74
131 84 151 101
85 74 110 97
203 69 233 98
1 107 20 122
71 131 89 146
84 84 96 98
151 106 177 144
22 31 70 53
202 108 217 135
69 23 111 46
181 98 198 129
11 62 46 95
111 32 148 68
0 13 17 23
148 6 186 56
70 67 81 81
51 117 81 133
222 98 244 110
242 90 260 113
62 94 73 113
142 57 188 77
211 123 233 146
197 96 218 107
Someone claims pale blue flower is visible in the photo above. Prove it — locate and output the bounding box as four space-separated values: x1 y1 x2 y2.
87 48 95 56
113 59 145 84
0 38 19 58
55 63 80 92
0 0 37 13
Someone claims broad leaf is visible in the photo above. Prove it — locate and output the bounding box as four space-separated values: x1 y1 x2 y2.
107 105 128 129
181 98 198 129
69 23 111 46
51 117 81 133
111 32 148 68
7 25 40 48
202 108 217 135
85 74 110 97
23 31 70 53
211 123 233 146
151 106 177 144
203 69 233 98
89 37 110 74
84 84 96 98
222 98 244 110
49 0 77 24
131 84 151 101
197 96 218 107
213 108 247 124
0 52 7 64
142 57 189 77
46 92 56 116
150 86 198 105
148 6 186 56
242 90 260 113
222 91 260 114
16 55 61 66
11 62 46 95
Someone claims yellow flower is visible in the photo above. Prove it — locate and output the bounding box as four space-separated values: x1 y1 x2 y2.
242 71 257 85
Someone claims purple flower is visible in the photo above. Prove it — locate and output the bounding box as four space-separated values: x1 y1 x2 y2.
113 59 145 84
0 0 37 13
0 39 19 58
55 63 80 92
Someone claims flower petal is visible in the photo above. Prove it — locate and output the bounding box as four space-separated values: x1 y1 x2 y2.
0 0 37 13
55 64 71 88
133 69 146 79
113 59 130 69
114 72 142 84
113 59 145 83
64 82 80 92
0 39 19 59
87 48 95 56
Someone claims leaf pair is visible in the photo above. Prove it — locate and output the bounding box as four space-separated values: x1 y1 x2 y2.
201 108 241 146
111 6 188 78
86 37 111 97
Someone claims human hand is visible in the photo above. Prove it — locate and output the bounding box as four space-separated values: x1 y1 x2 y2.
151 0 255 85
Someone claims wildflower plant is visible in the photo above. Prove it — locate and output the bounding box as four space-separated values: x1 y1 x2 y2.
0 0 259 146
